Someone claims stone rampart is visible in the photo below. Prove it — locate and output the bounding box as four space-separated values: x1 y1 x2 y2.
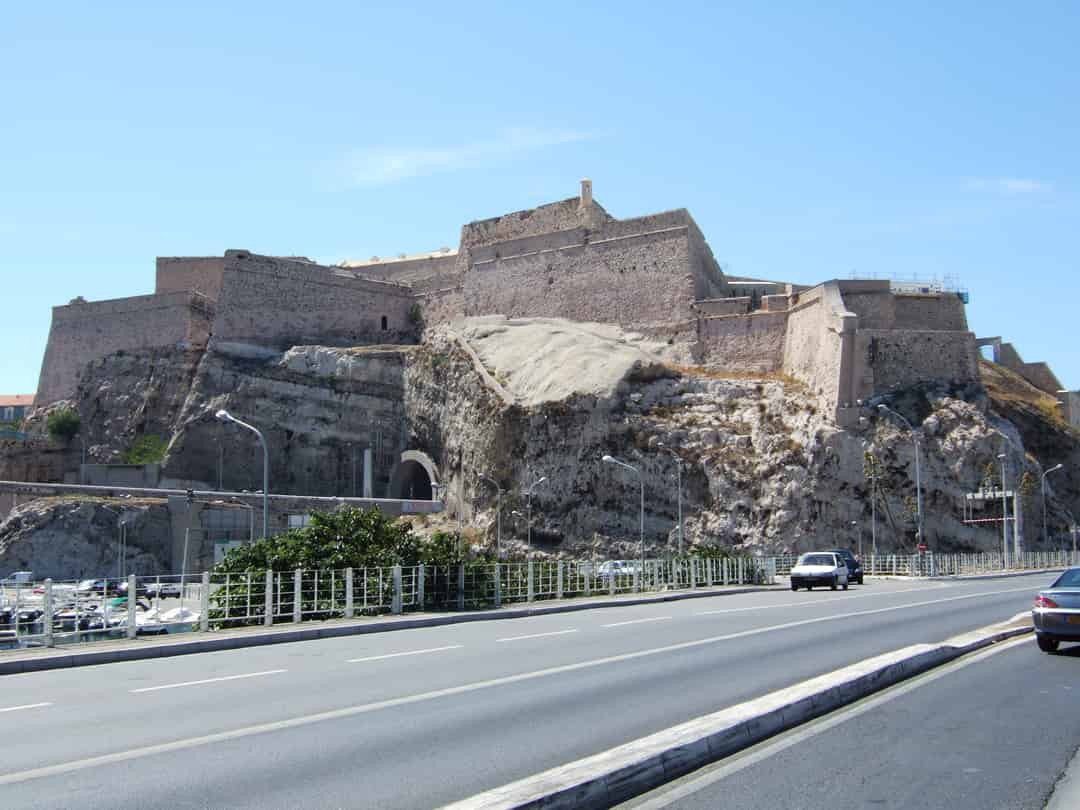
345 253 458 286
155 257 226 300
698 311 787 372
35 291 213 405
861 330 979 392
460 198 610 248
210 252 415 350
782 285 842 408
695 298 750 317
464 227 696 329
1057 391 1080 429
893 293 968 331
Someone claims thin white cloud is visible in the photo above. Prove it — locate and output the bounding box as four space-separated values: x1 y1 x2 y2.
342 127 600 187
968 177 1051 194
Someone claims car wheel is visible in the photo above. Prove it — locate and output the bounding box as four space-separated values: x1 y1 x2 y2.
1037 635 1060 653
858 576 864 585
830 577 838 591
791 582 799 591
842 581 849 590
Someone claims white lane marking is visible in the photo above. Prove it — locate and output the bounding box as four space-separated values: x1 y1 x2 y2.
497 630 578 643
603 616 672 628
626 635 1033 809
130 670 287 694
0 702 53 714
0 584 1037 787
696 585 950 615
348 644 463 663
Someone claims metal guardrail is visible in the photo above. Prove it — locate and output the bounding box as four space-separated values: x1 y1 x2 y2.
0 556 775 651
771 550 1080 578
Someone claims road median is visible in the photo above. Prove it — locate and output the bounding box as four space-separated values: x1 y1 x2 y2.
440 613 1033 810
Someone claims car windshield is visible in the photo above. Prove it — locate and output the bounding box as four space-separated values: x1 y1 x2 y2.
800 555 835 566
1050 569 1080 589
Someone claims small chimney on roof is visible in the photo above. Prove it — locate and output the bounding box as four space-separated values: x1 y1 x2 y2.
579 178 593 210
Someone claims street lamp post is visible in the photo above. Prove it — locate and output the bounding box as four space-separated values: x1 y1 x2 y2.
998 453 1009 567
602 455 644 575
216 410 269 541
878 405 923 550
523 473 547 554
478 473 503 558
851 519 861 558
117 518 127 580
657 442 683 556
1041 463 1064 547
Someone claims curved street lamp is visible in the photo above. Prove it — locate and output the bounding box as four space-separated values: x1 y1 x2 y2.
523 473 547 553
1042 463 1064 547
877 405 923 550
602 454 644 578
216 409 269 541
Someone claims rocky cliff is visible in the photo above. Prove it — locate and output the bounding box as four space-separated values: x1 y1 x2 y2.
4 317 1078 573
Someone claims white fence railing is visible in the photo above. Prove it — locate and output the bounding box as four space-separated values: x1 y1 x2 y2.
0 556 774 650
771 550 1080 578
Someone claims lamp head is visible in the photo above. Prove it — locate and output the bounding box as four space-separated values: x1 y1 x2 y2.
997 453 1007 460
536 476 547 485
602 455 616 464
1049 463 1064 473
215 409 233 423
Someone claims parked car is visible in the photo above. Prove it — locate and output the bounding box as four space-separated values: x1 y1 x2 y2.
75 579 123 596
1032 567 1080 653
145 581 183 598
597 560 640 579
115 580 149 598
1 571 34 587
790 552 849 591
828 548 864 585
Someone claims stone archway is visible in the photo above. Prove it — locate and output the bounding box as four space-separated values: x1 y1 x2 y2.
387 450 440 500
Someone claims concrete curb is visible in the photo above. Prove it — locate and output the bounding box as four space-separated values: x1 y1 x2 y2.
439 618 1034 810
0 584 778 676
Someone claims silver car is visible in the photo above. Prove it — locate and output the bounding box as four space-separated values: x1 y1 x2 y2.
790 552 849 591
1032 567 1080 653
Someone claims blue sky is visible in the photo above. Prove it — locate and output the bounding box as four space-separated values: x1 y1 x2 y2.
2 1 1077 394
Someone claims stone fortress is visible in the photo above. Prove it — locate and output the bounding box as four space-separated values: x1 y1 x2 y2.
40 179 1070 429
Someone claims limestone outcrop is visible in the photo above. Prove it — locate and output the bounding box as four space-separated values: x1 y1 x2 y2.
0 497 172 580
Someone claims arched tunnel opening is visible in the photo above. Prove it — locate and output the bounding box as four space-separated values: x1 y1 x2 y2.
390 459 433 500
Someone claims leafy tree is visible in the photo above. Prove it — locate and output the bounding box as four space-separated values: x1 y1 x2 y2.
215 506 421 574
46 407 80 442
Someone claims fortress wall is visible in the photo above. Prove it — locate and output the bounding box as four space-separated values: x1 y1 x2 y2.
695 298 750 316
415 285 465 328
211 252 415 349
1057 391 1080 429
348 253 458 286
35 292 213 406
460 198 610 248
155 257 226 300
698 311 787 372
862 330 979 392
469 227 586 263
782 286 843 411
463 228 696 327
685 216 727 300
1017 362 1063 396
893 293 968 331
837 283 895 329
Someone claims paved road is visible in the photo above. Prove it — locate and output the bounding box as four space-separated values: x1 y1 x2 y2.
622 635 1080 810
0 573 1055 809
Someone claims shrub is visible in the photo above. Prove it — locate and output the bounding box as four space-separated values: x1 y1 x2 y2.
123 434 168 464
46 408 80 442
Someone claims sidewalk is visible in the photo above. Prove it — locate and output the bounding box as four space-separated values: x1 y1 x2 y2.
0 582 780 676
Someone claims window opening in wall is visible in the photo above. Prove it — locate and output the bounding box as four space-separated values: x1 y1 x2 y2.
381 316 388 330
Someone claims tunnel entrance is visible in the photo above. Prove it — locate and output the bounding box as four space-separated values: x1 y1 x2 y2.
387 451 440 500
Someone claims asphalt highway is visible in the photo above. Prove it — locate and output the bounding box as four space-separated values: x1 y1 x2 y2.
0 573 1057 809
623 634 1080 810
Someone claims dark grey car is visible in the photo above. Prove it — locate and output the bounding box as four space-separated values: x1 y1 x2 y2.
1032 567 1080 652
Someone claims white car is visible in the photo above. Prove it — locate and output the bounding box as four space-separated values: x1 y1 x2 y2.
790 552 849 592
